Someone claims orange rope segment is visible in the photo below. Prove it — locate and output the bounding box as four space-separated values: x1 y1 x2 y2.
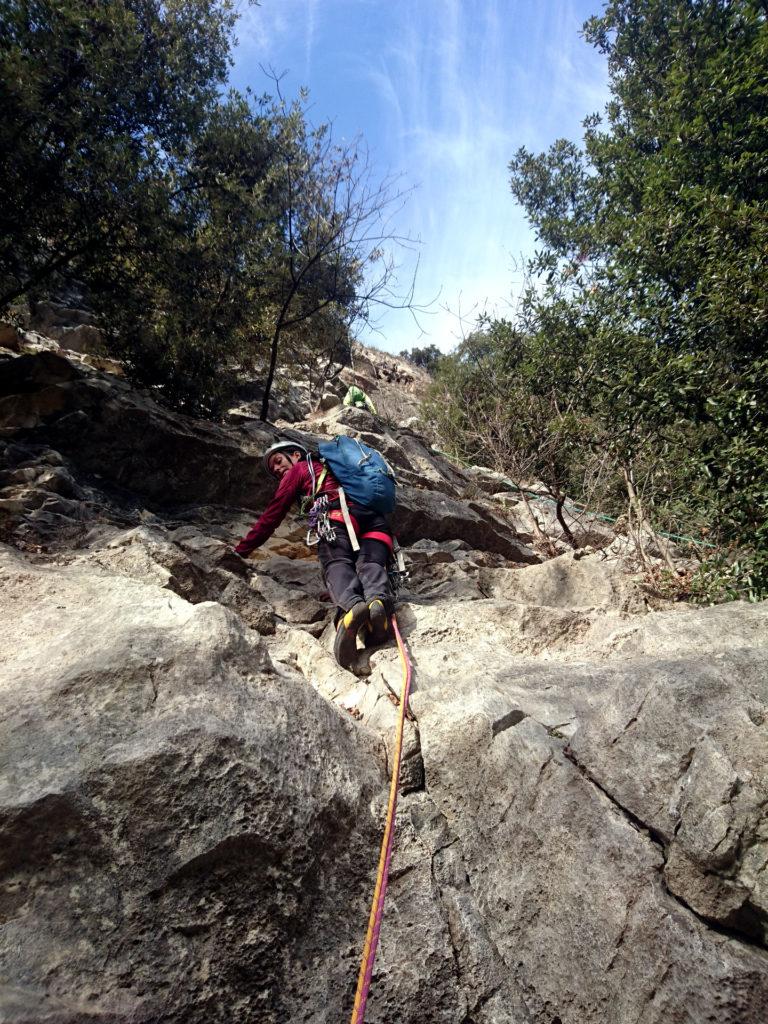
349 612 412 1024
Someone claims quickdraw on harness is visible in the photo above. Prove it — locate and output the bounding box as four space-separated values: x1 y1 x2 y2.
388 537 409 596
302 458 358 550
305 494 336 544
301 463 337 546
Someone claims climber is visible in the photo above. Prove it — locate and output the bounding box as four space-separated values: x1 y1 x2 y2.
343 384 377 415
234 440 394 672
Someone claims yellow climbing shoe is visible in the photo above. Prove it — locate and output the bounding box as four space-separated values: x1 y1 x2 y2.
366 599 390 646
333 601 369 670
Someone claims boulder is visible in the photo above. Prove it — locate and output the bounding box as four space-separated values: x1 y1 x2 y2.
29 300 98 336
23 300 107 354
477 551 648 612
0 322 21 351
395 432 471 495
464 463 517 495
317 391 342 411
0 350 81 397
80 526 279 636
0 545 389 1023
53 323 107 354
252 572 329 625
395 484 540 563
0 442 99 549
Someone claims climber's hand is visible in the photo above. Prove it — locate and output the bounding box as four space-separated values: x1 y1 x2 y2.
222 550 251 575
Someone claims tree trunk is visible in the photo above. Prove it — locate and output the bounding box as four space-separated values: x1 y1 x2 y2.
0 249 81 311
623 465 653 569
517 486 557 557
555 495 576 548
625 467 677 572
260 325 281 422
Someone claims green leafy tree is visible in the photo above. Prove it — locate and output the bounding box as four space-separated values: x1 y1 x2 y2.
399 343 443 373
90 91 282 413
0 0 238 308
505 0 768 596
254 82 415 420
424 319 613 548
1 3 417 418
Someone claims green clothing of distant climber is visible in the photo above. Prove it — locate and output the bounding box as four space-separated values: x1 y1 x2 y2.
343 385 376 414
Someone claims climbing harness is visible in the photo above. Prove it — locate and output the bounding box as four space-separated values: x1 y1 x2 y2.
302 461 362 553
349 612 412 1024
302 442 408 625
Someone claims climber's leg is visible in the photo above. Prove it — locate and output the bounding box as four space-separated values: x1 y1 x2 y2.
318 525 365 612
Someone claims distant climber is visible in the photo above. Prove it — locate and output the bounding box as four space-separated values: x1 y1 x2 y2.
234 440 394 671
343 384 377 415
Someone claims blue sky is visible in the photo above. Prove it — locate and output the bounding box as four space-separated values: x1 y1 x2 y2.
231 0 609 354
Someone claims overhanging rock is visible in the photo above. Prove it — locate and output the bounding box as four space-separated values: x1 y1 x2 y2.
395 483 540 563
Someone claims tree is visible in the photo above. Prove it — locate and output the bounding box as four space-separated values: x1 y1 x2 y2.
505 0 768 596
1 3 420 420
399 343 443 373
254 82 416 421
89 90 283 414
275 311 353 399
423 320 613 550
0 0 238 309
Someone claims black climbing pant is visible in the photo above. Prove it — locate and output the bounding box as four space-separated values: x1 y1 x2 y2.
317 512 394 614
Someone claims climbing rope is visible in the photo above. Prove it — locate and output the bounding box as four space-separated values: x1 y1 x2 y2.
349 612 412 1024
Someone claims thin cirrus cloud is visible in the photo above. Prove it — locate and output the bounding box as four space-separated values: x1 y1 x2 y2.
232 0 609 353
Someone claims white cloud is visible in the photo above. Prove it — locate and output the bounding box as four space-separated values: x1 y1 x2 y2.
234 0 317 80
231 0 609 354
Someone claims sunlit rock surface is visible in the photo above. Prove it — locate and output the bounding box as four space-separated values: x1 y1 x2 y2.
1 345 767 1022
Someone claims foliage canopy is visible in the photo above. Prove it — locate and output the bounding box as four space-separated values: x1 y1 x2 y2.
398 344 443 374
0 1 414 415
429 0 768 599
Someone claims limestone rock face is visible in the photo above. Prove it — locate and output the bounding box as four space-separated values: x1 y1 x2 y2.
0 352 536 568
0 545 386 1024
395 484 540 562
566 609 768 943
408 598 768 1024
0 352 275 507
336 342 430 425
1 348 768 1022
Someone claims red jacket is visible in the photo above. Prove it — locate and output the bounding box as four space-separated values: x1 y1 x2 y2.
235 457 340 556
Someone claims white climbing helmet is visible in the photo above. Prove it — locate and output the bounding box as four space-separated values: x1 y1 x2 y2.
262 440 309 478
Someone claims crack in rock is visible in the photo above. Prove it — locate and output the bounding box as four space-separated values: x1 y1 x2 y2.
492 708 528 737
420 803 533 1023
610 687 652 745
564 744 768 955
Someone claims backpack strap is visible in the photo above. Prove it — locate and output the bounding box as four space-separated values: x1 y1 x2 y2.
338 487 360 552
353 438 372 466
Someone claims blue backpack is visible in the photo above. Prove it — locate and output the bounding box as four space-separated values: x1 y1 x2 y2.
318 435 396 515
